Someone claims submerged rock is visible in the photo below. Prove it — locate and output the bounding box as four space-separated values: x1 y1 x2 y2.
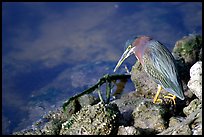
13 128 43 135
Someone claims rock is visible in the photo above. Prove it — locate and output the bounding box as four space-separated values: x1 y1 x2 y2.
158 107 201 135
172 34 202 66
112 91 145 126
62 94 98 120
59 102 120 135
172 34 202 83
187 61 202 100
43 108 69 124
77 94 98 107
159 124 192 135
192 123 202 135
189 61 202 82
117 126 140 135
183 99 201 116
191 108 202 135
41 120 61 135
132 101 168 134
168 116 184 127
171 125 192 135
167 116 192 135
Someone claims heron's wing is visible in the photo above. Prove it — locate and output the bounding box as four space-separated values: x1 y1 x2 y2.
143 40 184 100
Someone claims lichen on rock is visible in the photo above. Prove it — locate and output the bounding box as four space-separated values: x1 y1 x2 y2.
60 102 120 135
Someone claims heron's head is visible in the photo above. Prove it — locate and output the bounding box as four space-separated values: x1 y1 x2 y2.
113 36 152 72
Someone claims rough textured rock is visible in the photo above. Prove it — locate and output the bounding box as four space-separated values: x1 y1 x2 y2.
191 110 202 135
63 94 98 118
117 126 140 135
112 91 146 126
132 101 168 134
43 108 68 124
41 120 61 135
172 34 202 66
166 116 192 135
192 123 202 135
77 94 98 107
171 125 192 135
172 34 202 83
168 116 184 127
59 102 120 135
158 107 201 135
187 61 202 100
183 99 202 116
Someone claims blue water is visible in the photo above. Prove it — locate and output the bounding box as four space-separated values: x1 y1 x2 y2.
2 2 202 134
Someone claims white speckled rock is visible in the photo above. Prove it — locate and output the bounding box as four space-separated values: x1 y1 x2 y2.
187 61 202 100
117 126 140 135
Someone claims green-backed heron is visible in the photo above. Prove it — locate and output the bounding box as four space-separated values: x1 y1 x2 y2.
114 36 185 104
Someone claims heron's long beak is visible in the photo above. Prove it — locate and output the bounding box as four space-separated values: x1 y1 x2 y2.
113 45 135 72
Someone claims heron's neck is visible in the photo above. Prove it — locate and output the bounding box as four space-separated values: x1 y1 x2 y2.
133 37 151 64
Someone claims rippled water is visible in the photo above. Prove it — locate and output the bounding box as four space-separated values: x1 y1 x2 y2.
2 2 202 134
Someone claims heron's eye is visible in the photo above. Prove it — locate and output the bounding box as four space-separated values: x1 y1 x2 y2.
124 36 137 51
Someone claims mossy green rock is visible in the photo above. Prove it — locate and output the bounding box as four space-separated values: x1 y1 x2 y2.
172 34 202 66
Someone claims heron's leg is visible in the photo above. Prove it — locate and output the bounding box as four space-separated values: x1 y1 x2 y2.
153 84 163 104
124 65 131 74
163 94 176 105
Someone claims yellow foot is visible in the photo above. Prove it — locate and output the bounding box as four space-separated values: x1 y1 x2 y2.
153 98 163 104
163 94 176 105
